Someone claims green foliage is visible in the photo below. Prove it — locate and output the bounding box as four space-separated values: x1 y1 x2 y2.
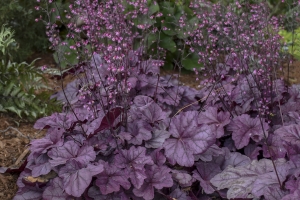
0 24 18 64
0 0 49 62
0 82 61 121
279 27 300 60
53 39 79 69
0 25 62 121
0 58 62 121
133 0 203 71
47 0 78 69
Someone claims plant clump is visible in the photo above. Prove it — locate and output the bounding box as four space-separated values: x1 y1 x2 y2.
3 0 300 199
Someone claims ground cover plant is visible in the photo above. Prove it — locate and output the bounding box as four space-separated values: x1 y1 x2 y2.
2 0 300 199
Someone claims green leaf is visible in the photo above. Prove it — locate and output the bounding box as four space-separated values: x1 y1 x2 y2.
6 106 22 118
133 15 156 28
176 17 199 39
0 104 6 112
182 53 203 71
3 82 14 96
159 33 177 53
162 61 174 70
30 111 37 119
183 5 194 18
162 20 177 36
160 1 175 16
53 39 78 69
146 33 158 49
148 2 159 16
15 98 25 109
10 86 21 97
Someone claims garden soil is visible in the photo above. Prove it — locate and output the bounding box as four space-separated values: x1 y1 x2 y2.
1 53 300 199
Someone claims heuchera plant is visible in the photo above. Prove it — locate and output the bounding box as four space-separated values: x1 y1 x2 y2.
3 0 300 199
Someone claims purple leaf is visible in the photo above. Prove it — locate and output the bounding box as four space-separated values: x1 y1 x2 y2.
16 169 31 188
262 134 286 159
59 160 104 197
211 159 287 199
76 145 97 165
48 141 96 166
122 121 152 145
88 186 121 200
117 132 132 143
223 137 237 151
150 148 166 166
34 113 73 130
251 169 288 199
13 186 43 200
222 150 251 169
140 59 161 75
140 102 166 124
145 128 170 148
282 190 300 200
285 178 300 194
30 127 64 154
89 53 110 80
95 162 131 195
244 143 262 160
235 98 253 115
83 112 105 136
114 146 153 189
263 187 288 200
133 95 154 109
30 154 52 177
194 144 224 162
156 86 183 106
193 161 221 194
227 114 269 149
172 170 194 187
93 107 123 135
51 79 80 104
169 188 192 200
42 177 69 200
231 75 260 104
274 124 300 147
138 75 162 97
164 111 215 167
133 165 173 200
287 111 300 124
198 107 230 138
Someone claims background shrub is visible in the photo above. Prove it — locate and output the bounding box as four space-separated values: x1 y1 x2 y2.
0 0 50 62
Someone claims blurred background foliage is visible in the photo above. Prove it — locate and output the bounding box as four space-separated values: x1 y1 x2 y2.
0 0 50 62
0 0 298 62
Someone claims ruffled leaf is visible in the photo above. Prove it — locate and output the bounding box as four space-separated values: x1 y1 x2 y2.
227 114 269 149
164 111 215 167
42 177 69 200
58 160 104 197
95 162 131 195
114 146 153 189
133 165 173 200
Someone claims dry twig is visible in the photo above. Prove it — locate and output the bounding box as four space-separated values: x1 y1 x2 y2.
0 126 31 139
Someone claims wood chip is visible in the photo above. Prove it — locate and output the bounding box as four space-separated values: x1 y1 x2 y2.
0 174 8 189
14 148 29 166
24 171 57 183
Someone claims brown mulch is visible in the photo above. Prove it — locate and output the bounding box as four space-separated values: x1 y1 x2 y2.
0 52 73 200
283 60 300 85
0 114 46 200
1 53 300 200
